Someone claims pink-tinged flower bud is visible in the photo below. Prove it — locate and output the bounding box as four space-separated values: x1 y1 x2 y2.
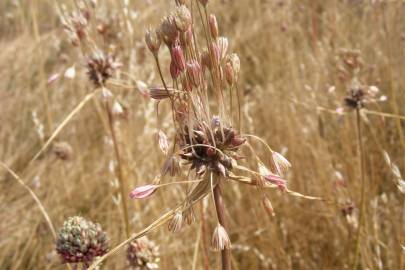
129 185 157 199
198 0 209 6
160 15 179 46
209 14 218 39
217 37 228 60
264 174 287 191
209 42 221 68
186 60 202 87
224 62 234 86
201 50 212 70
145 28 162 55
226 53 240 82
170 60 181 79
174 5 192 32
171 43 186 71
206 147 216 157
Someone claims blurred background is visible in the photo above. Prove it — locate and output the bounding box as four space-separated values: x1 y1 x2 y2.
0 0 404 269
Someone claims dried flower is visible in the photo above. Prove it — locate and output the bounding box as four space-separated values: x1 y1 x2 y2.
272 151 291 176
161 155 181 177
168 211 183 232
160 15 179 46
56 216 108 266
174 5 192 32
212 223 231 251
145 28 162 55
127 237 160 270
86 50 120 87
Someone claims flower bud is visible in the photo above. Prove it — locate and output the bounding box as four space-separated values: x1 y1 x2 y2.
145 28 162 55
129 185 158 199
170 60 181 79
201 50 212 70
226 53 240 83
224 62 234 86
174 5 192 32
186 60 202 87
209 14 218 39
171 43 186 71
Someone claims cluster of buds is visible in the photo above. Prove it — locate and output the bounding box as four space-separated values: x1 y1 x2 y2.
61 9 91 46
86 50 121 87
344 79 381 109
178 117 246 177
126 237 160 270
55 216 108 266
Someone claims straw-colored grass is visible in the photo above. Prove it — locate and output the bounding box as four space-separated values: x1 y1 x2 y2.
1 0 404 269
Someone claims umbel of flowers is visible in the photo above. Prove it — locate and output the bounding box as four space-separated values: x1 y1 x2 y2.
56 216 108 268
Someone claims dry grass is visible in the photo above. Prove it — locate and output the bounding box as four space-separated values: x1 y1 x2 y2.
1 0 404 269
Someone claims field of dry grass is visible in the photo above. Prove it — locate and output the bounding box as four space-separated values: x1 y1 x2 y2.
1 0 404 269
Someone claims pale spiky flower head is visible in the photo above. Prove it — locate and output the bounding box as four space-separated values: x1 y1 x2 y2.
56 216 108 266
212 223 231 251
174 5 192 32
127 237 160 270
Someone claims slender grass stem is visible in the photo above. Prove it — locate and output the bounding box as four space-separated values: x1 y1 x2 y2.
105 100 130 238
352 107 366 270
213 179 231 270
